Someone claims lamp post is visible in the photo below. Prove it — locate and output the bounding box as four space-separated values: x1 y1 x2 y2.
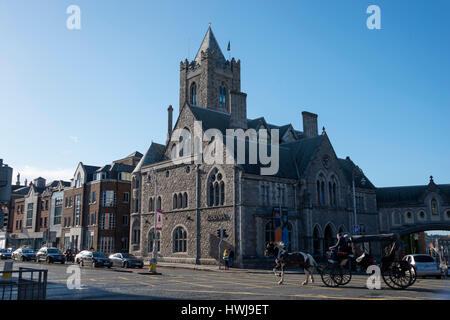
149 168 158 273
352 165 365 234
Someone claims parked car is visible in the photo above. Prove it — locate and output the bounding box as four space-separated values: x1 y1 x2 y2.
12 248 37 262
78 251 112 268
403 254 442 279
0 248 12 260
36 247 65 264
109 253 144 268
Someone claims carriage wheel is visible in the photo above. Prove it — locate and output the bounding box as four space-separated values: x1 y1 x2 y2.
382 261 414 289
335 266 352 286
320 265 340 287
408 265 417 286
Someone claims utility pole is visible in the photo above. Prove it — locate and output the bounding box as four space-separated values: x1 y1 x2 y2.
149 168 158 273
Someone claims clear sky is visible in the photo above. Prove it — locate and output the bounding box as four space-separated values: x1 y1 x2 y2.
0 0 449 187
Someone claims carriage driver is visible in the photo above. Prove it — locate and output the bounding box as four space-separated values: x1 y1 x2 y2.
329 233 352 262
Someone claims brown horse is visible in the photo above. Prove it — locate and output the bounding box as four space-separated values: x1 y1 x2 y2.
264 242 318 285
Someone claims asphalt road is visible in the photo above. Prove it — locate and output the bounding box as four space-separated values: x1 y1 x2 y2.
1 260 449 300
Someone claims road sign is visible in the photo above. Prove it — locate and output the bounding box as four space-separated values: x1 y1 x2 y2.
353 224 360 234
156 210 163 231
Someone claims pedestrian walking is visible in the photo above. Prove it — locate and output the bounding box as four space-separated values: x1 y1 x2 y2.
223 249 229 270
229 249 234 268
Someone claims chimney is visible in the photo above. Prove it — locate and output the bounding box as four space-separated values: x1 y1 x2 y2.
302 111 318 138
167 105 173 143
229 91 248 129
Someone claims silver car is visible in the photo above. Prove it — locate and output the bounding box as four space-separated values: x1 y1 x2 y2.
403 254 441 279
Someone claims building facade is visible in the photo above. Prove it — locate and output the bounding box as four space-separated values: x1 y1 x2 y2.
60 152 141 253
130 27 380 268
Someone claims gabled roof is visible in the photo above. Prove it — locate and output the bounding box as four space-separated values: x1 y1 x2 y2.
127 151 143 158
110 162 135 173
194 26 226 65
83 165 101 175
133 142 167 174
338 157 376 190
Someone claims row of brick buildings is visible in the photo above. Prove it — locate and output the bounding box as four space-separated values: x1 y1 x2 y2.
1 152 142 254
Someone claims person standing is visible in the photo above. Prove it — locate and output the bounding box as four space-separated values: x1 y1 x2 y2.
228 249 234 268
223 249 229 270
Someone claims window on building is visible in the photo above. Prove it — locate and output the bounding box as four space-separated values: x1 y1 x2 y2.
86 232 94 250
173 226 187 253
265 221 274 244
182 192 188 208
219 84 227 110
54 197 63 225
45 200 48 210
173 194 178 210
122 215 129 226
149 197 154 212
91 212 96 225
99 237 114 254
190 82 197 105
74 195 81 226
92 192 96 203
121 237 129 252
148 228 161 253
26 203 33 227
431 198 439 215
44 217 47 227
123 192 129 203
156 196 161 211
102 191 116 207
207 169 225 207
119 172 132 181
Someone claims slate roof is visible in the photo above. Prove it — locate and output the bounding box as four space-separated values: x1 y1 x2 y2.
376 183 450 205
133 142 167 174
338 158 376 190
194 26 226 65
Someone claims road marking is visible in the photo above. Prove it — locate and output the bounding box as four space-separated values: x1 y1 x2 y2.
168 279 214 288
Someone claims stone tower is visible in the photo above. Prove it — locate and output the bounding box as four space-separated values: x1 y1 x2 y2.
179 26 242 114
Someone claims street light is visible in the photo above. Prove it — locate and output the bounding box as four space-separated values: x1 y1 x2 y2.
149 168 158 273
352 165 364 234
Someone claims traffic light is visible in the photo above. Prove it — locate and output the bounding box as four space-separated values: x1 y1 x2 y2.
216 229 221 238
222 229 229 238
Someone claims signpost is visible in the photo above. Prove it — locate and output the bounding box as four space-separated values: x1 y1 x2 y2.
353 224 360 235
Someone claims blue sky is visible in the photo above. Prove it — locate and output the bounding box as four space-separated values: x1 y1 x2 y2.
0 0 449 187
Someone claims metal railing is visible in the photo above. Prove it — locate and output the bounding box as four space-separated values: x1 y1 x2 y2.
0 267 47 300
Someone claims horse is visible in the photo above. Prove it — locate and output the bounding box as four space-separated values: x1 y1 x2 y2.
264 242 318 285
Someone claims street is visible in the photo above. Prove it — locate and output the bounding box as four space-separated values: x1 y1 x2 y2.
1 260 449 300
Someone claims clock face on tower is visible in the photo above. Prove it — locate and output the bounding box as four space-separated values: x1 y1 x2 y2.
322 155 331 169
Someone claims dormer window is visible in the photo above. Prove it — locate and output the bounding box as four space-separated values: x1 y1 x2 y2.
219 84 227 110
96 172 106 181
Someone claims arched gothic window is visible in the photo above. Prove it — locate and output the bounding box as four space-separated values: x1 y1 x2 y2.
207 169 225 206
156 196 161 211
148 228 160 253
190 82 197 105
149 197 154 212
173 194 178 210
182 192 188 208
173 226 187 253
219 83 227 110
177 193 182 209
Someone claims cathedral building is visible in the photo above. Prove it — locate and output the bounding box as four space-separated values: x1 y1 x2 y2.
130 27 379 267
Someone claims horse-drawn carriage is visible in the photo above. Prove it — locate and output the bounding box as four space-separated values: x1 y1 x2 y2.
320 233 417 289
